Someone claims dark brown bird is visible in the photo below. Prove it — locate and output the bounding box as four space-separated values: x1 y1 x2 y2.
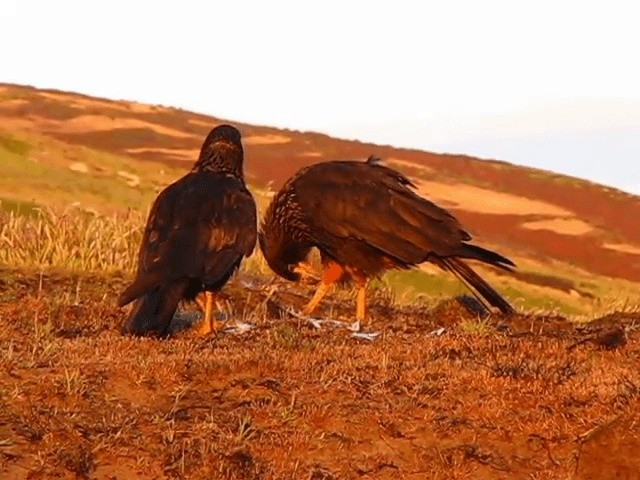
258 156 516 321
118 124 257 337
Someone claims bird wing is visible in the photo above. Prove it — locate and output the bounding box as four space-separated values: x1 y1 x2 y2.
119 172 256 306
293 161 472 264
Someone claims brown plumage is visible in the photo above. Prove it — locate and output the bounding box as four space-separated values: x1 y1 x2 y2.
118 124 257 337
259 156 516 320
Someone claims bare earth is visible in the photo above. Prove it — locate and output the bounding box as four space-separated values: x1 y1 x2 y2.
414 180 572 217
521 218 595 236
1 268 639 480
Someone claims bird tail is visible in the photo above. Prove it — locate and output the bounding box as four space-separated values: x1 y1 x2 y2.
439 257 515 315
117 270 164 309
119 281 188 337
456 243 516 271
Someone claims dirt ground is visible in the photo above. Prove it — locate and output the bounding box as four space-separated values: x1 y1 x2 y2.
1 267 639 479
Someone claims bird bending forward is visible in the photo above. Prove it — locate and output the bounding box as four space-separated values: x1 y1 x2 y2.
258 156 516 322
118 124 257 337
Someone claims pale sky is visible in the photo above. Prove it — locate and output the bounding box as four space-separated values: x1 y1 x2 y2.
2 0 639 193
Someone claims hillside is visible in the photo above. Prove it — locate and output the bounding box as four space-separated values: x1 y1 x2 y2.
1 83 640 315
2 84 640 480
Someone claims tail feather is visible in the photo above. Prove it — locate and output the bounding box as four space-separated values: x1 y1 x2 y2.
440 257 515 315
120 281 188 337
118 270 166 308
457 244 516 271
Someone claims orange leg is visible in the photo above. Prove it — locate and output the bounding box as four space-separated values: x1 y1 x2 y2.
302 261 344 316
196 291 222 335
353 274 368 322
356 285 367 321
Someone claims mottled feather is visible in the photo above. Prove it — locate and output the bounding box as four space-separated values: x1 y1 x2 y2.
259 157 515 314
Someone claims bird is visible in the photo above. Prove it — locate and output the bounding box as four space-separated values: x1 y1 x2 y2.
258 156 516 323
118 124 257 337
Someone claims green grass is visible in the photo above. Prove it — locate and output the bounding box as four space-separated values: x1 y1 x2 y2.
0 146 48 176
0 197 41 217
380 266 591 316
499 285 582 316
0 132 32 156
381 269 465 301
0 130 181 213
0 129 275 217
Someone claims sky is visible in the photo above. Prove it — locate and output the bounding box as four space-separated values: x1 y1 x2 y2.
1 0 639 194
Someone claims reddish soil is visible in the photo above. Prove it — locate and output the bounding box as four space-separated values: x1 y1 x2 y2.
1 267 639 479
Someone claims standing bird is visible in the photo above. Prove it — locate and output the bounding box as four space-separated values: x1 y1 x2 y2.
118 124 257 337
258 156 516 322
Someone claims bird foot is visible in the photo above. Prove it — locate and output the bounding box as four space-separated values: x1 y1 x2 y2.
195 319 225 336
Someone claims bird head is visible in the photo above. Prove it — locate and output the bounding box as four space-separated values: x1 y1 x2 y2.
258 230 304 282
193 124 245 177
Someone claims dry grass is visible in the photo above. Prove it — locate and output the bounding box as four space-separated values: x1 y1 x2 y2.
1 208 640 479
0 268 639 479
3 207 639 321
0 208 142 273
0 207 280 285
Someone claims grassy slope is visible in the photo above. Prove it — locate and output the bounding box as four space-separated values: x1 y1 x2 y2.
2 128 638 316
0 130 184 215
1 84 639 316
1 85 640 479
